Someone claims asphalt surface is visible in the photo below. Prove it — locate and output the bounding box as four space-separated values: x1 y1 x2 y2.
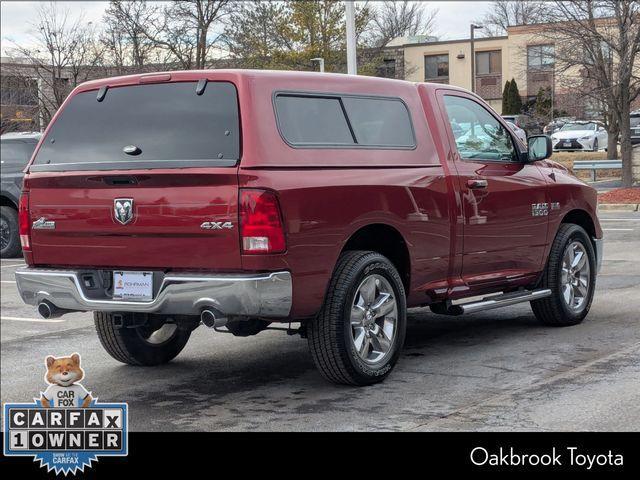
1 211 639 431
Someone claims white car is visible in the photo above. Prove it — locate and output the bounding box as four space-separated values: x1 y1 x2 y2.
505 120 527 145
550 121 608 152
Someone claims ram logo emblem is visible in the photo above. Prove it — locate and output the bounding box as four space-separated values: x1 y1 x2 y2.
114 199 134 225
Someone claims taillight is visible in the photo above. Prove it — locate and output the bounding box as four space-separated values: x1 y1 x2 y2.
18 192 31 251
239 189 286 254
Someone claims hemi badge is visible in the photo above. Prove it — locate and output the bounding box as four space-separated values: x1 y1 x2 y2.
32 217 56 230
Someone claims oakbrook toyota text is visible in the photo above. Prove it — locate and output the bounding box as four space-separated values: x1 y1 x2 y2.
470 447 623 469
15 70 602 385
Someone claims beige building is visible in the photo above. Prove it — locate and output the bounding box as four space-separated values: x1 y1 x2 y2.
401 24 638 117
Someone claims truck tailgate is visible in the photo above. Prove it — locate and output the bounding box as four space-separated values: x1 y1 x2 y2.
27 170 240 270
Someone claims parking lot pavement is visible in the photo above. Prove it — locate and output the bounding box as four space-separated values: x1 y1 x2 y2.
1 211 639 431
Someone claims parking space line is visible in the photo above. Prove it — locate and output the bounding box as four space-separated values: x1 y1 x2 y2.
0 263 25 269
1 316 66 323
603 228 634 231
0 280 16 284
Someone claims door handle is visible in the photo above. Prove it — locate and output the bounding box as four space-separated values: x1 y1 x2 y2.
467 179 488 189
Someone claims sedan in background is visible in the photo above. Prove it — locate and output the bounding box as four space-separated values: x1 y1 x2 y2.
543 117 575 135
550 121 608 152
506 120 527 145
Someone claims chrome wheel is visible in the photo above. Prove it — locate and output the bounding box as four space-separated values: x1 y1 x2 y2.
350 274 397 365
561 241 591 312
138 323 178 345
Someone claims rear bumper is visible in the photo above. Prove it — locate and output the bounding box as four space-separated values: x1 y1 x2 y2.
15 268 292 318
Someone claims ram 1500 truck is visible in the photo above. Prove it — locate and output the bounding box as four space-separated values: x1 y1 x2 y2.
15 70 603 385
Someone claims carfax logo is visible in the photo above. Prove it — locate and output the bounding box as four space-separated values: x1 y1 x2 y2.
3 353 128 475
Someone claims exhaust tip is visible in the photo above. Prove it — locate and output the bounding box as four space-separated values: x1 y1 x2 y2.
200 308 227 329
201 309 217 328
37 301 53 319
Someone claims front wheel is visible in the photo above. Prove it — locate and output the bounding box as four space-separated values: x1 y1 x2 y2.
307 251 407 386
531 224 596 326
94 312 191 365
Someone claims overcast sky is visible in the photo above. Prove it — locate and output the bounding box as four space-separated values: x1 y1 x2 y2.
0 1 493 55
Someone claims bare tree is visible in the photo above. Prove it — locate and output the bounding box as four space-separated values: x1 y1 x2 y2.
370 1 437 47
129 0 230 69
101 0 162 73
476 0 544 36
6 2 104 125
535 1 640 187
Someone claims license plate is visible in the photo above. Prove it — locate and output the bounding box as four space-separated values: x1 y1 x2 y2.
113 271 153 301
563 141 572 147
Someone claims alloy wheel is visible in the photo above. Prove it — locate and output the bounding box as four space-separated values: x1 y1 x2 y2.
561 241 591 312
350 274 398 365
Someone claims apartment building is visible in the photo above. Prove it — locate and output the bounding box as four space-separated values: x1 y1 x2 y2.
402 23 640 117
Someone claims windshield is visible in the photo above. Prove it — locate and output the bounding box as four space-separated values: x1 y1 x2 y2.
560 122 596 132
32 81 240 172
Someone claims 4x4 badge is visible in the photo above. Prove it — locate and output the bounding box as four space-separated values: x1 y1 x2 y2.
114 199 134 225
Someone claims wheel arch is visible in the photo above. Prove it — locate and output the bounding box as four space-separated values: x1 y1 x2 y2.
340 223 411 294
561 209 596 238
0 195 18 209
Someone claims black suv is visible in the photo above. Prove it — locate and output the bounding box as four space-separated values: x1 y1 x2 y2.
1 132 41 257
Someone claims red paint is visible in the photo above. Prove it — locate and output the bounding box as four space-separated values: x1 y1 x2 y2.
23 70 602 320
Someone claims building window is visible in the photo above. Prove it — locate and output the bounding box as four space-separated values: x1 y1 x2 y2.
0 76 38 106
424 54 449 81
476 50 501 75
527 44 554 70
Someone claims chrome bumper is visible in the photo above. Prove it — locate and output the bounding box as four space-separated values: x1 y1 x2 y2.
15 268 292 318
593 237 604 274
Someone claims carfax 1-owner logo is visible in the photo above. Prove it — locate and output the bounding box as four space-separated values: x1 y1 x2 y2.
3 353 128 475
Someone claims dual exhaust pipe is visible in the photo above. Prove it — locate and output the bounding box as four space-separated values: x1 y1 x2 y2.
38 300 227 327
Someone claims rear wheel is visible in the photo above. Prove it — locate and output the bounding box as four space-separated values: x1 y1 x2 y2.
0 206 21 258
531 224 596 326
307 251 406 386
94 312 191 365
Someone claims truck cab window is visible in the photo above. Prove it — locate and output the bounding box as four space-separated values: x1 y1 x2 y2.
443 95 517 162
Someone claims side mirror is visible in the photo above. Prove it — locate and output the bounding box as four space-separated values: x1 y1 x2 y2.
527 135 552 161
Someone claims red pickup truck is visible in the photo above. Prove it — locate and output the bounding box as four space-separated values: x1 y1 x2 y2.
16 70 603 385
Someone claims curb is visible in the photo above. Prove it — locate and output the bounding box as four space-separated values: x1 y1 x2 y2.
597 203 639 212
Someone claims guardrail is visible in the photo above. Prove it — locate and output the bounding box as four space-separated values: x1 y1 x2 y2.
573 159 622 182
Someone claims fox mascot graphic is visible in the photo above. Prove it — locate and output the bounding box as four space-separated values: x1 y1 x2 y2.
40 353 93 408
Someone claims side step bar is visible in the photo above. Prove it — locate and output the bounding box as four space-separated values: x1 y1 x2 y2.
431 289 552 316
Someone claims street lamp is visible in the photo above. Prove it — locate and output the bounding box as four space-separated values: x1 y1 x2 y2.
311 58 325 73
345 1 357 75
470 24 483 93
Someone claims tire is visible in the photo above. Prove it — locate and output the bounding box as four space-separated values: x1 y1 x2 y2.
94 312 191 365
531 224 596 326
0 206 21 258
307 251 407 386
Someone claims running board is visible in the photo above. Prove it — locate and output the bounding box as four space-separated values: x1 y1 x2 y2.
431 289 552 316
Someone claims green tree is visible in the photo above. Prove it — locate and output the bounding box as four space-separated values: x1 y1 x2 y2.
502 79 513 114
223 0 374 73
502 78 523 114
509 78 523 114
